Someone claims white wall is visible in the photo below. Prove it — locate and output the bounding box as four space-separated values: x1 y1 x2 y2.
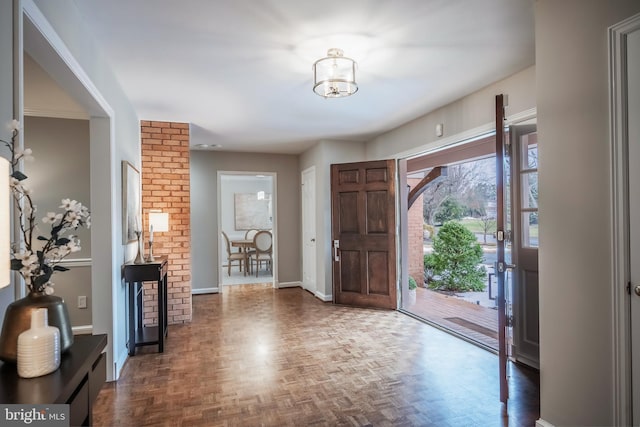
536 1 640 425
219 175 272 240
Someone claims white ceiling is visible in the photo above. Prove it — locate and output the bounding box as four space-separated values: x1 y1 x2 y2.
70 0 535 154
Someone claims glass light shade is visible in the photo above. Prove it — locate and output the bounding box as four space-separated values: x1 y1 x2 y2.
0 157 9 288
148 211 169 233
313 48 358 98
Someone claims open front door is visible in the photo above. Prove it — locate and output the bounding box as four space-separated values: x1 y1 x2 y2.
331 160 397 310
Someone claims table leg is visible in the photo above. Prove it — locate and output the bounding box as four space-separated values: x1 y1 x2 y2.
158 275 165 352
128 282 135 356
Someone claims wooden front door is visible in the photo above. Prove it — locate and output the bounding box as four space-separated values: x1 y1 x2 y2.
331 160 397 309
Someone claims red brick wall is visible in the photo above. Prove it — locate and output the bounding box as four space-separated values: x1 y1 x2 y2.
140 120 192 325
408 178 424 287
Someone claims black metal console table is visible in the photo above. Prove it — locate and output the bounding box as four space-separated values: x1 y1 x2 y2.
123 256 168 356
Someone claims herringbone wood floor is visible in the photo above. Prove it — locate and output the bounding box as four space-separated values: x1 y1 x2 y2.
93 284 539 426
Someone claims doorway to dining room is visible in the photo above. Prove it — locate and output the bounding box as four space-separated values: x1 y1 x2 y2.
218 173 276 287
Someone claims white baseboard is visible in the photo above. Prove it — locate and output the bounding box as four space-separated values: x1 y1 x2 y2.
536 419 555 427
314 291 332 302
113 347 129 382
278 281 301 288
192 287 219 295
72 325 93 335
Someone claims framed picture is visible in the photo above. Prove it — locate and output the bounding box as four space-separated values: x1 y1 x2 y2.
234 192 272 230
122 160 141 243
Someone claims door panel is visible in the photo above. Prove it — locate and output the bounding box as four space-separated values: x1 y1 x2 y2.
510 124 540 369
332 160 397 310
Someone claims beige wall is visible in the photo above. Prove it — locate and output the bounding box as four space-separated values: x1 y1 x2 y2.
24 116 92 328
366 66 536 161
191 150 300 291
536 1 640 425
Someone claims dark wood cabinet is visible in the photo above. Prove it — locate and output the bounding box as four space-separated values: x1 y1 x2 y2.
123 257 168 356
0 334 107 426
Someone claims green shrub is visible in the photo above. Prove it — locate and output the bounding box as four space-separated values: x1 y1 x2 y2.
428 221 486 292
424 253 437 284
408 276 417 290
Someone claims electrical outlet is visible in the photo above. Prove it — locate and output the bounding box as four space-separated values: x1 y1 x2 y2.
77 295 87 309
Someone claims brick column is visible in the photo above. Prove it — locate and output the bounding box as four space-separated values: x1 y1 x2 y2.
408 178 425 287
140 120 192 325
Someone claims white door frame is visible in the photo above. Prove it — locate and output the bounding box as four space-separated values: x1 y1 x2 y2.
301 166 317 296
216 171 277 288
610 11 640 427
21 0 119 380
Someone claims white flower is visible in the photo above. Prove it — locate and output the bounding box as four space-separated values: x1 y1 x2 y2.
9 178 21 191
43 212 63 224
67 238 81 253
14 148 34 162
60 198 79 212
5 124 90 294
16 251 38 269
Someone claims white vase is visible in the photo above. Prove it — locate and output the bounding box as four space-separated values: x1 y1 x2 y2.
17 308 61 378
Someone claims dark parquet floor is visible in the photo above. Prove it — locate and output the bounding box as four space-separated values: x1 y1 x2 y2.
93 284 539 426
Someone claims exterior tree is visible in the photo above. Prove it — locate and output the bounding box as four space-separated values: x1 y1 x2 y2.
479 215 496 244
422 159 496 225
434 198 464 224
428 221 486 292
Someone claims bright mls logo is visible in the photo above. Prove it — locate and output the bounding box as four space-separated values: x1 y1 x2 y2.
1 405 69 426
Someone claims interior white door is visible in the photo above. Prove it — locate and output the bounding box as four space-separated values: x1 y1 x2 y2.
628 24 640 425
302 167 317 295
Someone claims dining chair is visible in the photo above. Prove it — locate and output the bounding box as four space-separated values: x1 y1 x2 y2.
243 229 259 273
249 230 272 277
221 231 245 276
244 229 259 240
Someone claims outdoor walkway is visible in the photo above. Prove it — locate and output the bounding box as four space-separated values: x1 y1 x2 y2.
406 287 499 350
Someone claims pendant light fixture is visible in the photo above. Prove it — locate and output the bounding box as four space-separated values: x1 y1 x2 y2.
312 48 358 98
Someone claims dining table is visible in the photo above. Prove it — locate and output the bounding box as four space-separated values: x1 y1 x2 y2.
231 239 255 275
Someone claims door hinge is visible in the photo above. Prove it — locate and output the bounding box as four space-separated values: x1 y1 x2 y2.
507 315 514 328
